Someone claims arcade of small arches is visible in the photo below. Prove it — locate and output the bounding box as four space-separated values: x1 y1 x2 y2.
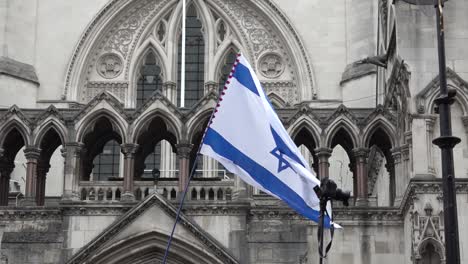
0 96 404 208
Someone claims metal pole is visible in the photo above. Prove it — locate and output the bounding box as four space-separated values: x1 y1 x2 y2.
432 1 461 263
318 198 326 264
180 0 186 107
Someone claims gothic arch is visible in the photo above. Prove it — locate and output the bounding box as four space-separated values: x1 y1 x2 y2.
64 0 317 104
416 68 468 114
33 118 68 147
362 117 398 149
88 231 226 264
267 92 288 108
75 109 127 144
416 238 445 263
288 117 321 148
186 108 213 142
0 118 31 147
128 40 168 107
324 118 360 149
131 109 181 143
212 42 243 83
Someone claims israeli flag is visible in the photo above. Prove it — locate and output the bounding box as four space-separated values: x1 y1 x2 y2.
201 54 334 227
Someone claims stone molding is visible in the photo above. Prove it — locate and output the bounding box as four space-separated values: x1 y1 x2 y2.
0 208 62 221
0 56 39 85
415 67 468 114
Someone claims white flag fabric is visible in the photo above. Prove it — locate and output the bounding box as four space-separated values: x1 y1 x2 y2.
200 54 334 227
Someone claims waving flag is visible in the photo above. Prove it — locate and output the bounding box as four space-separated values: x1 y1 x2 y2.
200 53 334 227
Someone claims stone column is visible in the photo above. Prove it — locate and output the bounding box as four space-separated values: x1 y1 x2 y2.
121 143 139 201
391 148 403 204
176 143 193 196
163 81 177 103
315 147 332 180
385 159 396 206
35 162 50 206
0 158 14 206
22 147 41 206
62 143 84 201
353 148 369 206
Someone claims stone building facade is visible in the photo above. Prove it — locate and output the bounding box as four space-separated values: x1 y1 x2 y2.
0 0 468 263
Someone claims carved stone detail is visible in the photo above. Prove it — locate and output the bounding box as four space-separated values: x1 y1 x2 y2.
84 81 128 102
261 81 297 105
97 53 123 79
259 53 284 78
411 202 446 263
223 0 277 57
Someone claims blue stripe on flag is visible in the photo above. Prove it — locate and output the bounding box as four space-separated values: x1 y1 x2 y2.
203 127 330 227
233 63 259 96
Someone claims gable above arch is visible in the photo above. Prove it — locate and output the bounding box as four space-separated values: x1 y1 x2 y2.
66 192 239 264
415 68 468 114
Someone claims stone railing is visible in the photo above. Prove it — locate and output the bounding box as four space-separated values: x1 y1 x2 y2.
78 178 235 202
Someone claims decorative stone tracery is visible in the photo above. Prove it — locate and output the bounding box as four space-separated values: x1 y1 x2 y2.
64 0 316 106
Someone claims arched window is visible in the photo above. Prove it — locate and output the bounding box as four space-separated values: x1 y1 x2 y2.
177 4 205 108
218 49 237 93
92 139 121 181
420 243 441 264
136 51 162 107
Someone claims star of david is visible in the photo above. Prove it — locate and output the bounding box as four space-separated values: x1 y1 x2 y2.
270 147 294 173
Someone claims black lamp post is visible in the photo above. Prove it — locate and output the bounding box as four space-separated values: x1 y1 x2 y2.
431 1 461 263
152 168 160 193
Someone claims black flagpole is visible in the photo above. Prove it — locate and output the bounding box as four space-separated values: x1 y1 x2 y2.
432 1 461 263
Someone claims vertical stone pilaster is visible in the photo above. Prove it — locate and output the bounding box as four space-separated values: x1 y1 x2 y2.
62 143 84 201
163 81 177 103
391 148 403 204
315 147 332 180
176 143 193 196
425 117 436 175
385 159 396 206
121 143 139 201
353 148 369 206
22 147 41 206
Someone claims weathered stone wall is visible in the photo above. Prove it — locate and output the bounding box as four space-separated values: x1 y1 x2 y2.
0 209 63 264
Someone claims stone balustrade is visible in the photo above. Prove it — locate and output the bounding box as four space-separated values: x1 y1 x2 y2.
78 178 235 202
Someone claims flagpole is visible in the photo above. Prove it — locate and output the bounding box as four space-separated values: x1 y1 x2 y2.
161 54 241 263
180 0 186 107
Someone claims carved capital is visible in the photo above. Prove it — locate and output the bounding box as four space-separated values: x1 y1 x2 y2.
65 142 85 155
204 81 218 93
391 147 402 164
23 147 41 160
315 147 332 161
352 148 369 162
120 143 139 157
176 143 193 159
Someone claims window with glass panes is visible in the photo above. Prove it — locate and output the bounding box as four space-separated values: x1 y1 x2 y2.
92 140 120 181
142 141 162 179
136 51 162 108
177 5 204 108
218 49 237 93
